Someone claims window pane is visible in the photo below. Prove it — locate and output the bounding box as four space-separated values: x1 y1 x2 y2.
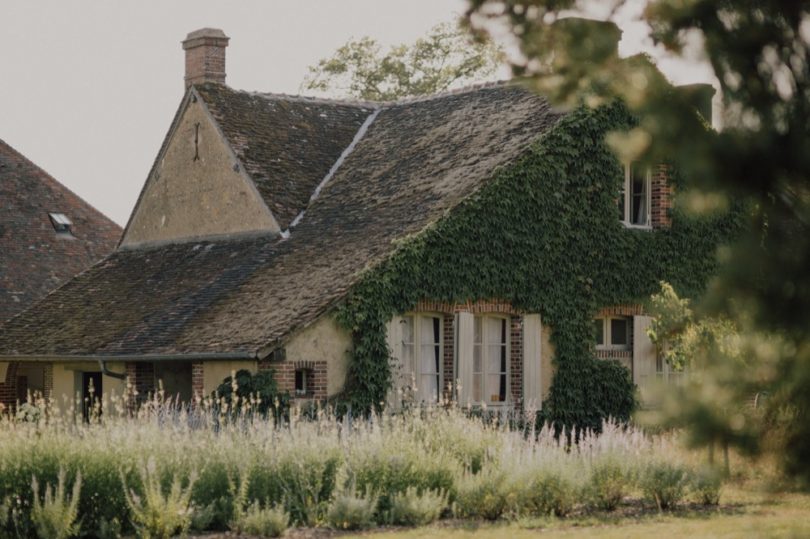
474 316 482 343
420 345 438 374
610 318 629 346
487 373 507 402
594 319 604 346
402 316 414 344
419 316 438 344
472 372 482 402
402 343 415 376
630 166 648 225
420 374 439 402
473 345 482 373
487 345 503 374
486 317 506 345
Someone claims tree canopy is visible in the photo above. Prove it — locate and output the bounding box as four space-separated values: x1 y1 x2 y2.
302 22 503 100
464 0 810 482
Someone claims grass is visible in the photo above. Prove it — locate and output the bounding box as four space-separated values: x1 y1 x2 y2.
357 486 810 538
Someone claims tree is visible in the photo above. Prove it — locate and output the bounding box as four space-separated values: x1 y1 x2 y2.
302 22 502 100
465 1 810 482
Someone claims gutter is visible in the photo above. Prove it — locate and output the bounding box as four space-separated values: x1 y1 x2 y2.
0 351 260 363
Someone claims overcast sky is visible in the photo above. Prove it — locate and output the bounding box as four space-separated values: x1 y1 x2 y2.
0 0 714 226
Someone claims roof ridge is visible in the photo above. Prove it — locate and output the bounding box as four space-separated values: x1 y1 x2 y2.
225 78 516 108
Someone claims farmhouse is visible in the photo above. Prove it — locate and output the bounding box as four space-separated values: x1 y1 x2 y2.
0 139 120 403
0 26 730 420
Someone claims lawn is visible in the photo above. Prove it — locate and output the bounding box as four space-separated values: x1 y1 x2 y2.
358 487 810 539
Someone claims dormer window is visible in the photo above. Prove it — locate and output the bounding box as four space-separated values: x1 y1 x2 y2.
619 165 651 228
48 213 73 234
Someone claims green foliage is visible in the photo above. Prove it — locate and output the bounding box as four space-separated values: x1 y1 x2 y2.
641 461 689 511
689 465 723 506
511 467 579 517
121 460 196 539
466 0 810 486
388 487 448 526
453 468 507 521
233 502 289 538
585 457 632 511
326 485 379 531
213 369 290 417
302 22 501 100
337 100 740 427
31 468 82 539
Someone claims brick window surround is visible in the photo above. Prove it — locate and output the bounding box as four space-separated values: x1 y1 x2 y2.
259 359 327 400
0 361 54 411
412 300 525 407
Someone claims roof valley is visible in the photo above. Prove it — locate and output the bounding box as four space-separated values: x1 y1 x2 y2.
284 107 382 236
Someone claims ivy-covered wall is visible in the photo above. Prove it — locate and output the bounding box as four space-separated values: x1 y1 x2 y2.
336 102 743 429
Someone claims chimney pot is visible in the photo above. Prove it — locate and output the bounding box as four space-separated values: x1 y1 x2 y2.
182 28 229 90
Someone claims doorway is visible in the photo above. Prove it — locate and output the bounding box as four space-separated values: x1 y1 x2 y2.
82 371 102 420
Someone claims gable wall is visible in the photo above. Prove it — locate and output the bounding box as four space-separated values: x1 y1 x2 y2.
121 98 279 247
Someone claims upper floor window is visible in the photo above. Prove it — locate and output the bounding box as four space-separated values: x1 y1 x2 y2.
473 315 509 404
48 212 73 234
401 314 442 402
594 316 631 350
619 165 651 228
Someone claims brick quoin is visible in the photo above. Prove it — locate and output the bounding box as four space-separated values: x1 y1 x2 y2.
0 362 19 411
651 164 674 229
192 361 204 397
125 362 156 405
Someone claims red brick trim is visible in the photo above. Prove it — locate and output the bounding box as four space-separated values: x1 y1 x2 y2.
442 314 455 399
510 316 523 405
596 304 644 317
267 360 328 400
651 164 673 229
192 361 204 397
125 362 155 405
0 362 19 411
413 300 521 315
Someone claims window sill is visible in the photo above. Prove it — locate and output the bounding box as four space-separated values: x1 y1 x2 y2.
621 222 653 231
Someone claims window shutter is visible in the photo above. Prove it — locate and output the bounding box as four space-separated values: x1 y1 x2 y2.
455 312 475 406
633 315 656 400
0 362 7 383
522 314 542 410
386 316 403 409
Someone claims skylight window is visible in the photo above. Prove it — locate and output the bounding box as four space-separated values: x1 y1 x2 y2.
48 213 73 233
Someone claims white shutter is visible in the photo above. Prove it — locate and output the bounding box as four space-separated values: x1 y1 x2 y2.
386 316 403 410
633 315 656 401
456 312 475 406
0 362 7 384
522 314 542 410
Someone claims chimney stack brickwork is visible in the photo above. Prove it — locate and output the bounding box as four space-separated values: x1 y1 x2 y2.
182 28 229 89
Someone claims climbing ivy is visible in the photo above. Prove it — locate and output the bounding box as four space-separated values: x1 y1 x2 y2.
335 101 743 429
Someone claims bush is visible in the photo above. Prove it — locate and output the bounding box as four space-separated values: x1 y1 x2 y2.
689 465 723 506
31 468 82 539
586 457 632 511
214 369 290 417
326 485 378 530
122 459 197 538
641 461 689 510
233 502 289 537
454 468 506 521
389 487 448 526
513 467 578 517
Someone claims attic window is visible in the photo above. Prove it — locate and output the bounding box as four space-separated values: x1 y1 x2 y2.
48 213 73 234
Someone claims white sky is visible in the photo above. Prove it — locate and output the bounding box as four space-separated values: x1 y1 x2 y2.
0 0 714 226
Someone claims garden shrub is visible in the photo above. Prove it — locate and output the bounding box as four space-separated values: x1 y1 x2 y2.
121 459 197 538
213 369 290 418
453 468 507 521
513 466 579 517
586 456 633 511
388 487 448 526
326 485 379 530
31 468 82 539
689 465 723 506
232 502 288 537
641 461 689 510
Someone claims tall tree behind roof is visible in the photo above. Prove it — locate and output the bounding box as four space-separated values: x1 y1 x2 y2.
301 22 503 100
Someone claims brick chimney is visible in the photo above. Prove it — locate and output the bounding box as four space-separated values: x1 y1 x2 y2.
182 28 229 90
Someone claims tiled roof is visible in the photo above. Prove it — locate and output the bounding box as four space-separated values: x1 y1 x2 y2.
0 83 561 357
195 84 374 230
0 139 121 322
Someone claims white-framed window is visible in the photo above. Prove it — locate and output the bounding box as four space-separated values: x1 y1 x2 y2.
619 164 651 227
594 316 631 350
473 315 509 405
656 354 686 386
401 314 442 402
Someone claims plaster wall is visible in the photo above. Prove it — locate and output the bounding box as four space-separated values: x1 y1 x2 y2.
285 315 351 396
51 361 127 411
122 98 278 246
202 360 258 394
